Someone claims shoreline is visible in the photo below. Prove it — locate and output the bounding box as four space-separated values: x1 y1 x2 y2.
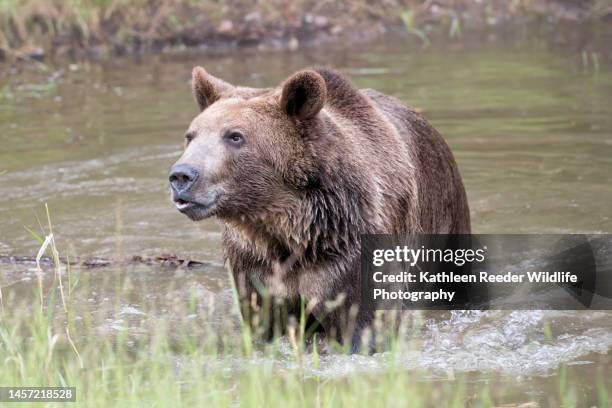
1 0 611 63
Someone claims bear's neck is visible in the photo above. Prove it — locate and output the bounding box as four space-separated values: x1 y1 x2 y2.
224 183 368 268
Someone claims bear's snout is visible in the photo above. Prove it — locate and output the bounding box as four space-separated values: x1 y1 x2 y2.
169 164 199 195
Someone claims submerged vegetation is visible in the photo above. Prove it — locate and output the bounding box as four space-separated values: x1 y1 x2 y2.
0 0 611 60
0 208 609 407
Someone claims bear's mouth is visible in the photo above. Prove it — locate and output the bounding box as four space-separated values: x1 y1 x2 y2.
175 198 193 211
173 189 221 221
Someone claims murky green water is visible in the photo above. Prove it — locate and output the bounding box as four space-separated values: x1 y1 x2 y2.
1 38 611 404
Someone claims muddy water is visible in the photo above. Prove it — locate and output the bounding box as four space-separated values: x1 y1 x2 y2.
1 38 612 401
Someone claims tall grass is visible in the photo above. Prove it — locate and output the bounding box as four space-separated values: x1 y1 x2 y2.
0 208 607 407
0 0 399 58
2 0 611 60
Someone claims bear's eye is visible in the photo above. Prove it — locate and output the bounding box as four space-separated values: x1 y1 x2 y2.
184 131 196 145
223 130 245 147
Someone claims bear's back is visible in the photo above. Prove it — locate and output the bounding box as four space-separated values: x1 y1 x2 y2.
361 88 471 234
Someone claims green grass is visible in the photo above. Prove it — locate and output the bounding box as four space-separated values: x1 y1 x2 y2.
0 209 609 407
0 306 507 407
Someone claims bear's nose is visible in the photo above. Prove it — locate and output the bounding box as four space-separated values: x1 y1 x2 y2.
169 164 199 193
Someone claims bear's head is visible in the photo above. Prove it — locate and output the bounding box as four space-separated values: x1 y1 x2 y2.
169 67 328 221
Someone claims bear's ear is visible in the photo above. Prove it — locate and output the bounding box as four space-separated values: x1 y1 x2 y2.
192 66 234 111
280 70 327 120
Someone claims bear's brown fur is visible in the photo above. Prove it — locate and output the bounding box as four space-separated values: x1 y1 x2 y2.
170 67 470 351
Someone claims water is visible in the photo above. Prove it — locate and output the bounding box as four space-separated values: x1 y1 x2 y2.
1 37 611 398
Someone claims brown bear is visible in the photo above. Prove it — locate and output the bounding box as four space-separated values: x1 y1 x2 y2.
169 66 470 351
